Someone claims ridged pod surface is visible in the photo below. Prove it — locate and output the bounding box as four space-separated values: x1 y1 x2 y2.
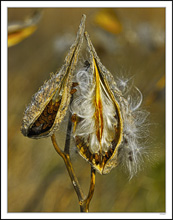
71 32 147 176
71 32 124 174
21 15 86 138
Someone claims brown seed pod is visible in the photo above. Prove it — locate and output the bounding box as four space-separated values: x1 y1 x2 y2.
71 31 148 178
71 32 124 174
21 15 86 139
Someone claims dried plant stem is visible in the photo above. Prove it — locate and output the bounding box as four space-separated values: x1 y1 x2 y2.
80 167 96 212
51 131 96 212
51 134 84 202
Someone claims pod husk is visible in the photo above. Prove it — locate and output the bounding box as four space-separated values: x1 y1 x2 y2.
21 15 86 139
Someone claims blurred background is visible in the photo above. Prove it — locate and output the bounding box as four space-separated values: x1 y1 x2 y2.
8 8 165 212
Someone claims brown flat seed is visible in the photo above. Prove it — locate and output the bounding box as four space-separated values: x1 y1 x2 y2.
51 119 55 124
71 114 77 122
46 102 50 107
42 123 48 130
95 160 99 165
53 102 60 111
83 146 87 153
114 114 118 119
53 105 59 111
81 141 85 149
47 122 53 128
95 154 99 165
48 115 52 121
102 156 107 164
112 140 117 149
105 152 109 158
38 118 45 124
35 121 40 127
124 138 128 144
43 110 48 117
72 82 79 87
90 154 93 161
52 112 56 119
51 120 55 126
129 156 133 162
78 117 82 123
107 150 112 158
75 136 81 145
98 155 102 165
85 149 90 158
128 151 133 162
70 88 77 94
110 148 114 154
42 115 49 123
48 105 54 114
55 101 60 107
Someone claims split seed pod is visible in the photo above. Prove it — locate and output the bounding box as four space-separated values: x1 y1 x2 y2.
21 15 86 138
71 32 147 176
71 32 124 174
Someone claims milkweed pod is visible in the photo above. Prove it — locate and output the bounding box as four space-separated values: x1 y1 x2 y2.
21 14 86 139
71 32 124 174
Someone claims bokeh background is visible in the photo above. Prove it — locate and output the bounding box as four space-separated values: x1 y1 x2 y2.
8 8 165 212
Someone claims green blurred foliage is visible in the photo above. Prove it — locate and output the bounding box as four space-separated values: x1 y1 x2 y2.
8 8 165 212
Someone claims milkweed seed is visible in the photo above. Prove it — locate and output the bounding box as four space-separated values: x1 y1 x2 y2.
38 118 44 124
85 149 90 159
128 151 133 162
102 156 107 164
35 121 41 127
89 154 93 161
72 82 79 87
48 115 52 121
43 124 48 130
48 105 54 114
105 152 109 158
53 103 60 111
43 110 48 117
70 88 77 95
95 154 99 165
71 114 77 122
110 148 114 154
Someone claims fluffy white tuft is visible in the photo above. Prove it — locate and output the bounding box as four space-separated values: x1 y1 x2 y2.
71 69 117 154
71 65 149 178
116 75 149 178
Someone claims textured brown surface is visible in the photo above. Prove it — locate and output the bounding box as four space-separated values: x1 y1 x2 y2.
20 14 86 139
28 100 60 136
8 8 165 212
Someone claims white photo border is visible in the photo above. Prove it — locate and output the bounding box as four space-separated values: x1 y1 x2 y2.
1 1 172 219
